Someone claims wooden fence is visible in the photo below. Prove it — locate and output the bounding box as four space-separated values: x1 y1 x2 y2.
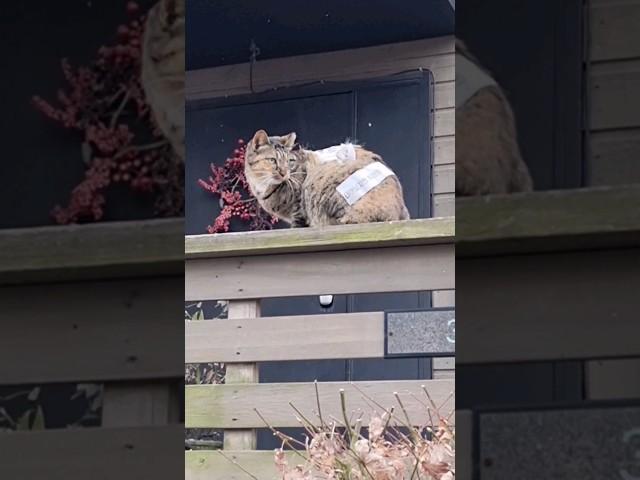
185 217 455 480
0 218 184 478
456 186 640 479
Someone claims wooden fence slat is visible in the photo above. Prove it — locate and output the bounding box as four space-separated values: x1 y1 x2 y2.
186 36 454 100
457 247 640 364
185 379 454 429
0 277 183 385
0 426 183 479
186 450 293 480
224 300 261 451
186 244 454 301
457 186 640 256
186 312 384 363
185 218 454 259
0 218 183 286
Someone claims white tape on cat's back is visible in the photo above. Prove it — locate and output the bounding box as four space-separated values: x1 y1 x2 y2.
336 162 395 205
314 143 357 164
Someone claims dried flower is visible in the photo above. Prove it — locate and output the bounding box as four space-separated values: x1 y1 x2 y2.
198 138 279 233
223 387 455 480
32 2 183 224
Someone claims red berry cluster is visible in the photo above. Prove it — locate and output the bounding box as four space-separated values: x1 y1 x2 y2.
32 1 183 224
198 139 280 233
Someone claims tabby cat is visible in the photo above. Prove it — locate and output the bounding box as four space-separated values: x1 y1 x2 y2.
141 0 185 161
244 130 410 228
456 39 533 195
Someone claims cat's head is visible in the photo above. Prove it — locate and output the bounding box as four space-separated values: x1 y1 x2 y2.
244 129 298 195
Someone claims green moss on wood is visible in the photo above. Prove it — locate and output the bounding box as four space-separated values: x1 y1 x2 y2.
457 186 640 256
185 218 454 259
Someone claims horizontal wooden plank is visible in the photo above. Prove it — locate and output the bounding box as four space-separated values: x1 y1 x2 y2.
433 163 455 194
435 81 454 109
591 0 640 61
457 186 640 256
434 135 455 165
187 37 454 100
186 217 454 259
186 243 454 300
590 59 640 130
590 128 640 185
457 248 640 364
186 309 456 364
586 358 640 399
434 108 454 137
433 193 455 216
0 277 183 384
186 450 292 480
186 379 454 428
186 312 384 363
0 218 183 286
0 426 183 479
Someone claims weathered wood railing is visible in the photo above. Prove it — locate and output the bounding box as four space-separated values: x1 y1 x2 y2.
185 217 456 480
0 219 184 478
456 186 640 479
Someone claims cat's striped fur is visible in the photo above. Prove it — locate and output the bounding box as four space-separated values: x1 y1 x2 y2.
245 130 409 228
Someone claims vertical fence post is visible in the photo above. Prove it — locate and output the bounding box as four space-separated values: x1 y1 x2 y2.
224 299 261 450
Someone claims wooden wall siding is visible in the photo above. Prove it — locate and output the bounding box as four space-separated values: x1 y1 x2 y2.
186 36 455 215
589 0 640 186
588 2 640 400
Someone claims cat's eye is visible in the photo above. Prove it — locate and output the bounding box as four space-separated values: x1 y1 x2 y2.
267 158 277 164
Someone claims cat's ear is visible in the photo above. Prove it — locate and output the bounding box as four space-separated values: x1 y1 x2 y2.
281 132 297 148
251 129 269 149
